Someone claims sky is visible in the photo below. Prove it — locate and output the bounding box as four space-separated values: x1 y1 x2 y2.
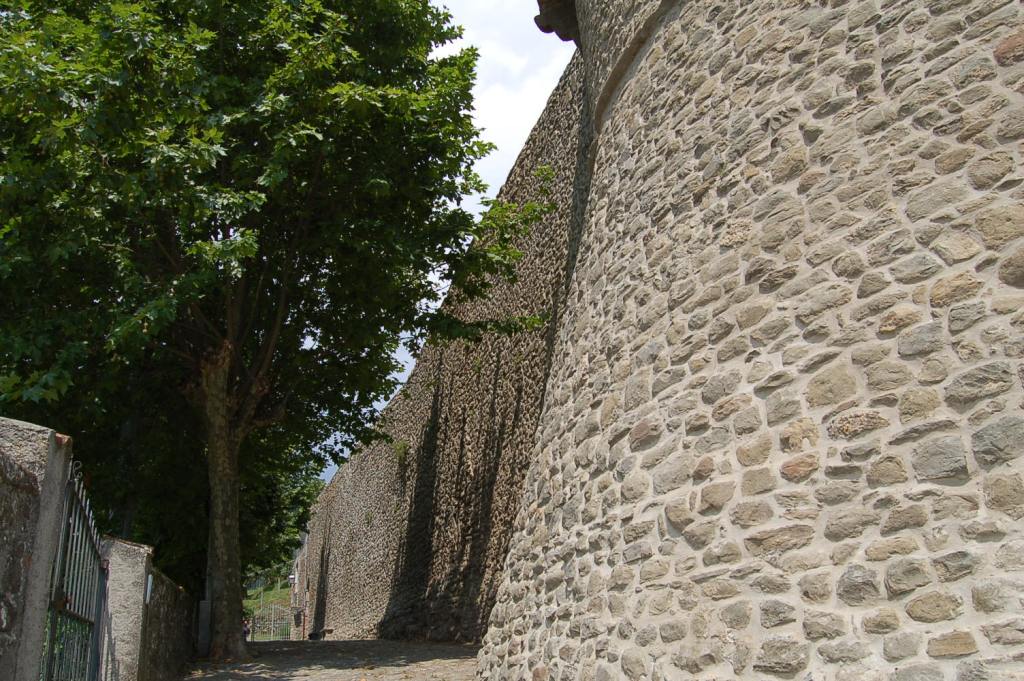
320 1 576 481
436 0 577 214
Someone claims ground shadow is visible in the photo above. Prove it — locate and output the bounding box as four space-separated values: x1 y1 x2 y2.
308 523 332 637
378 359 443 639
185 640 479 680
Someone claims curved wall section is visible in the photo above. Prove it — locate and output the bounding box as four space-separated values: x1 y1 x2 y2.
479 1 1024 679
575 0 672 132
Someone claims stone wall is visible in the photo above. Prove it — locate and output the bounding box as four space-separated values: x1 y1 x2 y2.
139 567 195 681
295 55 586 644
0 418 71 681
576 0 664 121
101 538 194 681
478 1 1024 680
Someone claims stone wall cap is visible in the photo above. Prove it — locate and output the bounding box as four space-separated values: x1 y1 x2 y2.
102 535 156 556
0 416 58 482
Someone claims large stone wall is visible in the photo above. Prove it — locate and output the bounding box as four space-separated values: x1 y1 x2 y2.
295 55 586 643
479 1 1024 680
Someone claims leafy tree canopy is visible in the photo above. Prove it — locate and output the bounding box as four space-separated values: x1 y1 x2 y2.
0 0 546 658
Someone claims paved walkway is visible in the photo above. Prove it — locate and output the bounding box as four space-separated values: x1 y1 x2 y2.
184 641 479 681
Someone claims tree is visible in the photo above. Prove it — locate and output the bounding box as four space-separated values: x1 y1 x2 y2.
0 0 540 658
7 356 325 596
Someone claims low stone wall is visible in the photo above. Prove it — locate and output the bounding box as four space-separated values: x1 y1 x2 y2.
0 418 71 681
101 538 194 681
140 568 195 681
0 418 194 681
294 55 587 644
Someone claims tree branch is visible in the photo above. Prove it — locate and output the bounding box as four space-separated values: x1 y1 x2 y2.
233 266 291 433
225 273 248 384
251 396 289 430
238 261 268 346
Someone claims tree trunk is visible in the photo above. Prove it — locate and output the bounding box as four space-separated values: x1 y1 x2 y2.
202 343 250 661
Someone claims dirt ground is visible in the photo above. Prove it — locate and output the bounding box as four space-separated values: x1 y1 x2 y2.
183 640 479 681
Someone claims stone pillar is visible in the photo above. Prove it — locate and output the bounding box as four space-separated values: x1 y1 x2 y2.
100 538 152 681
0 418 71 681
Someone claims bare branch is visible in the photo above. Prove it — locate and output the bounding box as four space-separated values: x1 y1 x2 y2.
251 396 289 430
233 265 291 433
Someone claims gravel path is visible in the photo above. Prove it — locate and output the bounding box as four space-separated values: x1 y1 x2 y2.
184 640 479 681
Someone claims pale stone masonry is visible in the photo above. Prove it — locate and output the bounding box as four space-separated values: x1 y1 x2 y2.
0 420 193 681
298 0 1024 679
478 0 1024 679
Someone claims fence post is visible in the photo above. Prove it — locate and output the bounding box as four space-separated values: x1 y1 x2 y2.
0 419 72 681
99 538 152 681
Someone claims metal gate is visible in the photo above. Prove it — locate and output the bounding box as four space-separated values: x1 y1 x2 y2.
40 460 107 681
249 604 292 641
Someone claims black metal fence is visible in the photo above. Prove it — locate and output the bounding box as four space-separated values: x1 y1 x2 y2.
40 461 107 681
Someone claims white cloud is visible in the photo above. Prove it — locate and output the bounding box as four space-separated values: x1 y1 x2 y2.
436 1 576 204
474 55 572 193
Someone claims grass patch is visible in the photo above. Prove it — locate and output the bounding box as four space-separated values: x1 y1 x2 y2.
244 583 290 613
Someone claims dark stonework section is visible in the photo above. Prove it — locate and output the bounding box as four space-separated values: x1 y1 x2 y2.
535 0 580 45
141 568 195 681
294 55 585 644
0 439 42 667
0 419 68 681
